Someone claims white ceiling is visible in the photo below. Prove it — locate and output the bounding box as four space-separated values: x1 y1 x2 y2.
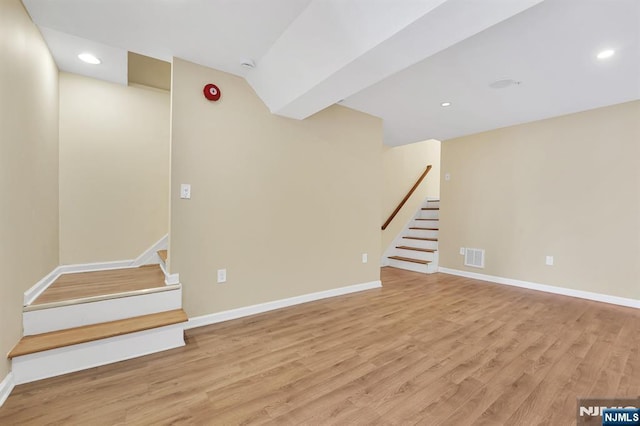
23 0 640 145
344 0 640 144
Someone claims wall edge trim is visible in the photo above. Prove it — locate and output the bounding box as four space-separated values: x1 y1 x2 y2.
438 267 640 309
185 280 383 330
132 234 168 267
23 268 62 306
0 372 15 408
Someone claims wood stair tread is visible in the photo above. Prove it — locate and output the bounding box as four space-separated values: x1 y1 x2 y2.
31 265 166 306
415 218 439 221
422 207 439 210
403 236 438 241
388 256 431 265
158 250 168 263
395 246 436 253
409 227 439 231
8 309 188 358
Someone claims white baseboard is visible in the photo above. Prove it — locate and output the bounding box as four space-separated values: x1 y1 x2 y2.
59 260 137 275
23 268 62 306
11 323 185 385
438 267 640 309
186 280 382 330
0 372 15 408
132 234 168 267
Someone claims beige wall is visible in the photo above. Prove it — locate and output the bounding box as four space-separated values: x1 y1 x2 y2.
59 73 170 264
170 58 382 317
0 0 59 378
440 101 640 300
382 139 441 252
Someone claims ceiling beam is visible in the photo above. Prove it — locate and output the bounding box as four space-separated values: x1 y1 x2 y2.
247 0 543 120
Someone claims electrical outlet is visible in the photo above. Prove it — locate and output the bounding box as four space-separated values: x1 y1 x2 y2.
217 268 227 283
459 247 465 255
545 256 554 266
362 253 368 263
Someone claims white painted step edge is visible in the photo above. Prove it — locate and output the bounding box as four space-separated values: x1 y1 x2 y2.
23 287 183 335
11 323 185 385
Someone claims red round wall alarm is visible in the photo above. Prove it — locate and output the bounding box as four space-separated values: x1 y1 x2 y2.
203 84 221 101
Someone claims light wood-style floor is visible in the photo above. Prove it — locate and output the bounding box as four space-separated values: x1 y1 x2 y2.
2 267 638 425
32 265 166 305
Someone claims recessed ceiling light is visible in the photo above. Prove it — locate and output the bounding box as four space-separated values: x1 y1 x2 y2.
596 49 615 60
441 102 451 107
78 53 101 65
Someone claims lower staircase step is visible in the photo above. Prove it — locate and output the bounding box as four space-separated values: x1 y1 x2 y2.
409 227 439 231
32 265 166 306
9 309 188 358
395 246 436 253
388 256 431 265
422 207 439 210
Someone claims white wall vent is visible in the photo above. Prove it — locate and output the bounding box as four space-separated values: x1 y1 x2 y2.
464 248 485 268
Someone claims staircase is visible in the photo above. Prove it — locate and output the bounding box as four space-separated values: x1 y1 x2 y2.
385 198 439 273
9 251 187 385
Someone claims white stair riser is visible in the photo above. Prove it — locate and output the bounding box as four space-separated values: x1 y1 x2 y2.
394 249 435 261
401 239 438 250
387 258 430 273
23 288 182 335
388 258 439 274
414 219 439 226
407 229 439 239
418 211 439 220
11 324 185 385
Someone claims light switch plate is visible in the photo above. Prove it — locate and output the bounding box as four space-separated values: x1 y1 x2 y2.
180 184 191 199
